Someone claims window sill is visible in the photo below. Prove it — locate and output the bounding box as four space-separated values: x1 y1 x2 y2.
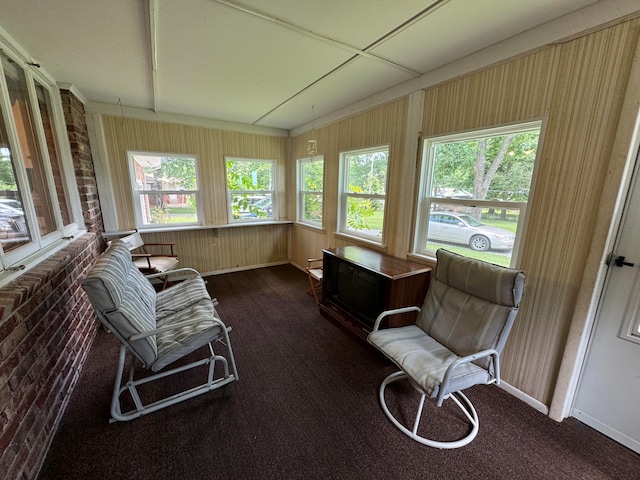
334 232 386 251
0 229 88 290
293 222 325 234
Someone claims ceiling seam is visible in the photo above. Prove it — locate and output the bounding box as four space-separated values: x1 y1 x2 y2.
210 0 421 77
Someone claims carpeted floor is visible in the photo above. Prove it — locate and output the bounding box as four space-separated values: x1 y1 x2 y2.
37 265 640 479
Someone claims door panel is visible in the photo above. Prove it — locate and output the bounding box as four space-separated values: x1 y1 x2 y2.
572 150 640 454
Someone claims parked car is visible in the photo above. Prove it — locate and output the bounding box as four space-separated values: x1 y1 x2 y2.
0 198 23 211
428 211 515 251
0 203 28 243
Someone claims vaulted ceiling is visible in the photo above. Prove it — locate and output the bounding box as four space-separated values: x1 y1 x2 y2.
0 0 608 130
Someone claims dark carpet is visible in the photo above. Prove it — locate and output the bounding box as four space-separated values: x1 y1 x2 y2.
37 265 640 480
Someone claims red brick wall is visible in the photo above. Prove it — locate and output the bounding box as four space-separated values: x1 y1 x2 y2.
0 89 104 480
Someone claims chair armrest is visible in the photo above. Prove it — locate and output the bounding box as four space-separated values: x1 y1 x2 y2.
144 242 176 256
437 348 500 406
371 306 421 332
129 314 226 341
145 267 200 280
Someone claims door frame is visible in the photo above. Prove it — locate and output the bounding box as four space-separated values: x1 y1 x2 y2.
548 32 640 421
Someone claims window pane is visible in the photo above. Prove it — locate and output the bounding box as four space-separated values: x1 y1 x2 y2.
138 192 198 225
431 131 539 202
303 193 323 223
132 154 197 191
226 160 272 191
3 55 56 236
302 159 323 192
426 202 520 267
0 139 30 252
346 150 387 195
230 193 272 220
35 81 71 226
345 196 384 238
226 158 274 222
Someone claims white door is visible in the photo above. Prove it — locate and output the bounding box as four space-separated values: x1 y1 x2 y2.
572 149 640 454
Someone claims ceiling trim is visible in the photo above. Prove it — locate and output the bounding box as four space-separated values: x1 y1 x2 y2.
85 101 289 137
149 0 159 112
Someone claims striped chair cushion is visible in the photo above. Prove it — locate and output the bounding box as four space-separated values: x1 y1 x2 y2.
368 325 491 397
152 300 223 372
156 275 212 320
83 240 158 366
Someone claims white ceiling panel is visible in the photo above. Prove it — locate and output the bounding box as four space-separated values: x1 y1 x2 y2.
370 0 602 73
157 0 354 124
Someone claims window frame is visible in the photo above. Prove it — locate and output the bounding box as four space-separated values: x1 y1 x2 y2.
413 121 542 267
225 157 276 223
127 151 202 229
296 155 324 228
0 44 84 274
337 145 389 244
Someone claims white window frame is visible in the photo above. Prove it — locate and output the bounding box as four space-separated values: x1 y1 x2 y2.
337 145 389 244
0 39 84 275
127 151 202 229
413 121 542 267
296 156 324 228
225 157 275 223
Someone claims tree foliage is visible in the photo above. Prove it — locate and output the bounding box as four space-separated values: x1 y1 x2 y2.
432 131 539 202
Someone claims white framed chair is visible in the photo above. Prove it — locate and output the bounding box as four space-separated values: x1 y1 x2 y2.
305 257 323 305
82 239 238 422
367 249 525 448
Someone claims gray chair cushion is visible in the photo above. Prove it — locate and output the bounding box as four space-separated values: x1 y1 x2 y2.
368 325 491 398
83 240 158 366
151 274 223 371
417 249 524 369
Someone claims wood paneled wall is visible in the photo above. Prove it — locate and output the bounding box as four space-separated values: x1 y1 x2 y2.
290 19 640 406
99 116 290 273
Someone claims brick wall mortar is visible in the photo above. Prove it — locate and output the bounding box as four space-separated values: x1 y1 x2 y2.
0 89 105 480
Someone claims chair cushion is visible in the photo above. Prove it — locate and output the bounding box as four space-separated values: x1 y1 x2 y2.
434 249 525 307
83 240 158 366
152 300 223 372
156 275 212 320
133 256 179 274
368 325 491 397
417 249 523 368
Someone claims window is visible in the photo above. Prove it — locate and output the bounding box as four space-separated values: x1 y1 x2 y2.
414 122 541 267
297 156 324 227
226 158 275 222
0 50 81 272
338 146 388 243
128 152 201 228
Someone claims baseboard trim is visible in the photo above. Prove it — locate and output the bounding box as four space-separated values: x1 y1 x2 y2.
499 380 550 415
201 261 290 277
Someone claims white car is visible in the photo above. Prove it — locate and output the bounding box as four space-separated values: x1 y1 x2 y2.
428 211 515 251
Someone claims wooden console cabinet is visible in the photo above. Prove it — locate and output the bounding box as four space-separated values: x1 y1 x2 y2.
320 246 431 341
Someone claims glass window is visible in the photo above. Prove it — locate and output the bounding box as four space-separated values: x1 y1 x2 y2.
338 146 388 243
414 122 541 267
35 80 72 226
128 152 200 227
3 55 56 238
297 156 323 227
226 158 275 222
0 114 31 253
